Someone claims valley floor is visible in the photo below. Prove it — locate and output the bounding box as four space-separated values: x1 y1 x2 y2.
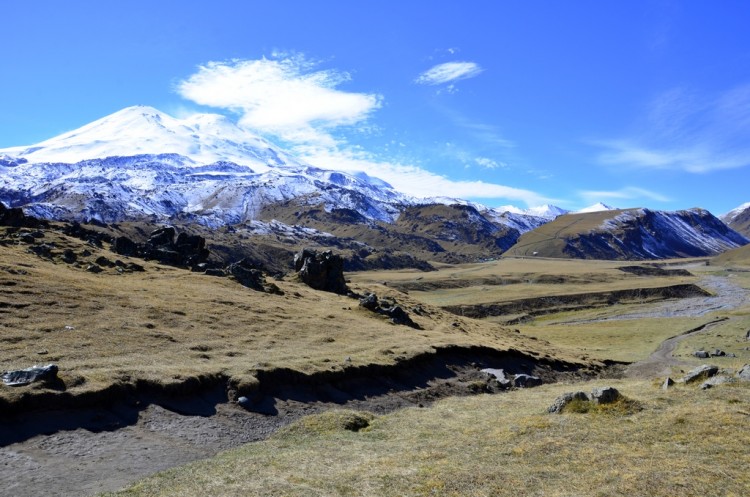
2 228 750 496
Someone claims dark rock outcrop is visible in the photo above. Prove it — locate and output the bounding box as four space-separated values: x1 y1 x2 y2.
0 202 45 228
112 227 209 268
358 292 420 328
294 248 348 294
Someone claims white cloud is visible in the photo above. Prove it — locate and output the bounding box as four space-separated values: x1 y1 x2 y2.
415 61 483 86
299 146 550 206
475 157 506 169
176 56 381 146
177 55 548 207
579 187 671 204
594 84 750 173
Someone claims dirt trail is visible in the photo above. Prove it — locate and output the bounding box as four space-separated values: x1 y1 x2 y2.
622 275 749 379
624 317 729 379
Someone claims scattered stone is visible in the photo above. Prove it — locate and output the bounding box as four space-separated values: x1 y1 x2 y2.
694 350 710 359
19 233 36 244
237 396 251 408
481 368 512 389
127 262 145 272
28 243 54 258
737 364 750 381
294 248 348 294
700 376 734 390
95 255 115 267
590 386 620 404
513 374 542 388
662 377 674 391
86 264 103 274
359 293 379 311
548 391 589 414
384 305 418 328
61 249 77 264
2 364 59 386
358 293 419 328
682 364 719 384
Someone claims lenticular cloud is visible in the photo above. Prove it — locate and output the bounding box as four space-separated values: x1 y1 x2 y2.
177 56 381 144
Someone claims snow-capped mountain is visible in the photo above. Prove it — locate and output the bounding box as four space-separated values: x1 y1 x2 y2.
721 201 750 238
506 207 748 259
576 202 616 213
0 106 304 170
0 106 411 225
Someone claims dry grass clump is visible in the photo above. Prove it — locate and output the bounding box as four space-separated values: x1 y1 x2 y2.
106 379 750 497
278 409 375 436
561 394 643 416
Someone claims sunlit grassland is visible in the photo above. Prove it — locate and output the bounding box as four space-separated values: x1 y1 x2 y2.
106 379 750 497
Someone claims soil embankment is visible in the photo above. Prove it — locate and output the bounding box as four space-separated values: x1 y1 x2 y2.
442 284 709 322
0 346 597 497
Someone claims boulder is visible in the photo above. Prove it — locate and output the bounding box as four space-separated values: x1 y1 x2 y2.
590 386 620 404
359 293 379 311
61 249 77 264
481 368 512 389
711 349 726 357
2 364 59 386
694 350 710 359
113 236 139 256
513 374 542 388
227 259 266 291
662 377 674 391
86 264 103 273
385 305 419 328
737 364 750 381
682 364 719 384
700 376 734 390
147 226 176 247
294 248 348 294
548 391 589 414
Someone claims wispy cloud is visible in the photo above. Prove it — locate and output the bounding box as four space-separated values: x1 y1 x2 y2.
299 145 551 205
177 54 549 206
579 186 671 204
176 55 381 147
594 84 750 173
415 61 483 86
475 157 505 169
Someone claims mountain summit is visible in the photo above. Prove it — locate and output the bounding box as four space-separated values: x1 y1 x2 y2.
0 106 409 225
0 105 303 171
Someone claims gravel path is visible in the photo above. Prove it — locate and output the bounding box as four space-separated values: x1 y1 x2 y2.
622 275 748 379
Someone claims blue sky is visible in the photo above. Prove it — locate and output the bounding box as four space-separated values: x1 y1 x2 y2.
2 1 750 213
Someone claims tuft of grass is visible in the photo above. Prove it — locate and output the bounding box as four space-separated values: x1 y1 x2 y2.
278 410 375 437
561 395 644 416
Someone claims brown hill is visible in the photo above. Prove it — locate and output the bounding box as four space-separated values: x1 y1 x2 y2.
505 208 747 260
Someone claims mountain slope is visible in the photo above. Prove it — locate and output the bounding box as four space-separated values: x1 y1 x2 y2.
506 208 748 260
721 202 750 237
0 106 413 225
0 105 304 170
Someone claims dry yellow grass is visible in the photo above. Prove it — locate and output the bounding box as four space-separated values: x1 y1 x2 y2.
106 378 750 497
0 226 579 408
